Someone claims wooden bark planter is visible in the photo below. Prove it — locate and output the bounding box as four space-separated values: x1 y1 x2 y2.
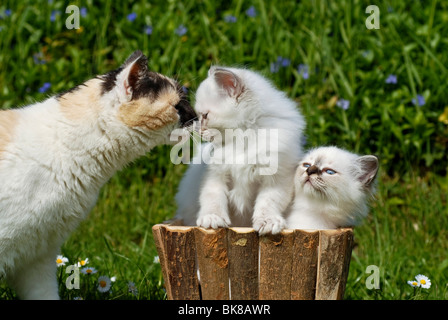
152 220 354 300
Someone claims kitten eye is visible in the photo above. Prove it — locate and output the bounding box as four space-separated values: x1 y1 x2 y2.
324 168 336 175
303 163 311 168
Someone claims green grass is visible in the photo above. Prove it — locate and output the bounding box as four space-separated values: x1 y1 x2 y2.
1 0 447 299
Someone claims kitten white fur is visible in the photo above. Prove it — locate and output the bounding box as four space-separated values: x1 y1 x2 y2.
0 51 195 299
175 66 305 234
286 146 379 230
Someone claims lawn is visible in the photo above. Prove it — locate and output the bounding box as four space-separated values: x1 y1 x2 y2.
0 0 447 300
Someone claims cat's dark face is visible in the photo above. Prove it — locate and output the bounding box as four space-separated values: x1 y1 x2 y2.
102 51 196 131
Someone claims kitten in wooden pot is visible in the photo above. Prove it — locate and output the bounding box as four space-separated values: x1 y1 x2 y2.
175 66 305 234
0 50 196 299
286 146 379 230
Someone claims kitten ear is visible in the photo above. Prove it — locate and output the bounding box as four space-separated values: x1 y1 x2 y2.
356 155 379 188
208 65 217 77
210 67 244 99
116 50 149 101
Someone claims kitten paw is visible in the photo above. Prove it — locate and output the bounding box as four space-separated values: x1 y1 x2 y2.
253 215 286 235
197 214 230 229
200 129 216 142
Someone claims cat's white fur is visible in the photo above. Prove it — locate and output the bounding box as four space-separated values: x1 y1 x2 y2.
286 146 379 229
0 51 195 299
175 66 305 234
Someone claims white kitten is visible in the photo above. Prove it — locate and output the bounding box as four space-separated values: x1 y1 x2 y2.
175 66 305 234
0 51 196 299
286 146 379 230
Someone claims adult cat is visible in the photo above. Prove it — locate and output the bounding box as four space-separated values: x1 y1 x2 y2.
175 66 305 234
286 146 379 229
0 50 196 299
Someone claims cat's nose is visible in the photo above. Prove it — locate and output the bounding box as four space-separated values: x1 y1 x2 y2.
174 99 197 127
306 165 319 176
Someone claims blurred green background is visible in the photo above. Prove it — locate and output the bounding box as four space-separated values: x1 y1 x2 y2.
0 0 447 299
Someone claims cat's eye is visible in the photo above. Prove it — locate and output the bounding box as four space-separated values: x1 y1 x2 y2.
303 163 311 168
324 168 336 175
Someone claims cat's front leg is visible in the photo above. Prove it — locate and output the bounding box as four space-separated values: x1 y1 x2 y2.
196 172 231 229
252 179 293 235
7 249 60 300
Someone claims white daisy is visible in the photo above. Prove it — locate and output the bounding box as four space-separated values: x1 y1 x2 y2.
97 276 112 293
407 280 420 288
153 256 160 264
56 255 69 267
415 274 431 289
81 266 98 275
76 258 89 268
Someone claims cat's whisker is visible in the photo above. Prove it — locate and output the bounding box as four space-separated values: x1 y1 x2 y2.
185 115 199 123
179 126 202 146
181 117 199 131
189 132 202 145
183 125 200 138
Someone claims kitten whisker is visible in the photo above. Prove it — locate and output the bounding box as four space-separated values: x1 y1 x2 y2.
180 126 202 146
182 117 199 128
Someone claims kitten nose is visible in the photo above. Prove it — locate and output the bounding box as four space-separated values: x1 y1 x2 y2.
306 165 319 176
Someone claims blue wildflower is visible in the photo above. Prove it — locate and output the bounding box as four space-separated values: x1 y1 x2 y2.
298 64 310 80
80 7 87 17
127 12 137 22
33 52 47 65
246 6 257 17
175 24 187 36
412 94 425 107
1 10 11 19
144 25 153 35
336 98 350 110
50 10 60 22
270 62 280 73
39 82 51 94
385 74 397 84
281 58 290 67
224 15 237 23
270 56 290 73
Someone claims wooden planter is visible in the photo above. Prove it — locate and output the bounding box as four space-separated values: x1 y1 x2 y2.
152 220 354 300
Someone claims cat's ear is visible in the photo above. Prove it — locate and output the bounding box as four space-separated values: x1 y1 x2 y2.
210 67 244 99
356 155 379 188
116 50 149 101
